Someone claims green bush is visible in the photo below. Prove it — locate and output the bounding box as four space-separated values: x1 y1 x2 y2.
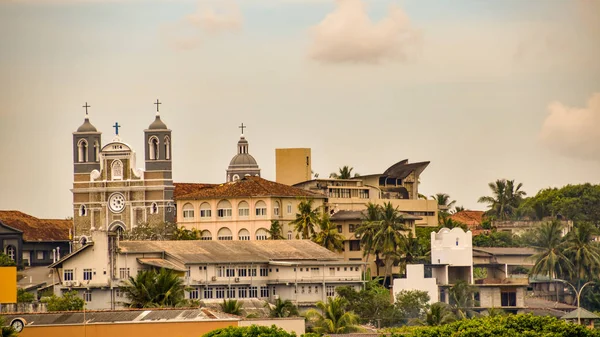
42 290 84 311
203 325 296 337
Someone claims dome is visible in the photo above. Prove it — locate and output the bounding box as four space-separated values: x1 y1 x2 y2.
229 153 258 167
148 114 168 130
77 117 97 132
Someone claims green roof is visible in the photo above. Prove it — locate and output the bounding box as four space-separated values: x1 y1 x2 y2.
561 308 600 320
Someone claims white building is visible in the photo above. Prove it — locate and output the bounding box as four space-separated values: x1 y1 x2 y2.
392 264 438 304
49 230 364 310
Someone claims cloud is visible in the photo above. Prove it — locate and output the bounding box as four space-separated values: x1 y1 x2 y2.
308 0 420 64
539 93 600 160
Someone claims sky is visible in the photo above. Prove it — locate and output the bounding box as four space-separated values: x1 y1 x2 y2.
1 0 599 219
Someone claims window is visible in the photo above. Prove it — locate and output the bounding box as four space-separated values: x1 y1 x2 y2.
287 203 292 214
255 228 269 240
349 224 358 233
301 286 305 293
456 238 459 246
190 288 199 300
329 267 335 276
238 266 248 277
311 267 320 276
83 269 93 281
274 202 280 216
119 268 130 279
216 287 225 299
201 230 212 241
260 286 269 297
217 200 232 218
501 290 517 307
287 231 293 240
200 203 212 219
227 287 236 298
249 267 257 277
115 288 123 298
149 136 159 160
79 204 87 216
326 286 335 297
182 203 195 220
249 286 258 298
238 287 248 298
260 267 269 277
217 266 225 277
111 159 123 180
238 201 249 217
164 136 171 160
349 240 361 251
226 267 235 277
255 200 267 217
203 287 213 299
78 139 88 163
36 251 44 260
94 140 100 162
238 229 251 241
336 225 342 233
64 269 74 281
272 287 276 296
359 189 369 199
5 245 16 261
315 286 319 294
218 227 233 241
83 290 92 302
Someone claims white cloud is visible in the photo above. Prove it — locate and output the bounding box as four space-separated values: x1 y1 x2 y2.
308 0 420 64
539 93 600 160
186 2 242 34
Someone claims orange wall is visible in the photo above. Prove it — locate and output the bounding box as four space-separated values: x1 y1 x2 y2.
0 267 17 303
18 320 237 337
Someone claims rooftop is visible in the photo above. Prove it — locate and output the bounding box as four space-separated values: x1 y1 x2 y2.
0 210 71 241
450 210 485 227
561 307 600 320
331 209 422 221
473 247 537 256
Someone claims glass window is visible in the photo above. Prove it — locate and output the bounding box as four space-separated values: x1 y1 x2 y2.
83 269 93 281
190 288 200 300
119 268 130 279
64 269 74 281
203 287 213 299
83 290 92 302
182 203 195 219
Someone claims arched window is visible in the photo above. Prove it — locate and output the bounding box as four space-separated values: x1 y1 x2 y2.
111 160 123 180
238 228 250 241
164 136 171 160
238 201 249 217
77 139 88 163
79 204 87 216
256 228 269 241
182 203 195 220
273 201 280 216
255 200 267 217
148 136 159 160
287 231 293 240
201 230 212 241
93 140 100 162
456 238 459 246
232 174 240 182
109 223 126 240
217 200 232 219
200 203 212 219
218 227 233 240
5 245 16 261
150 202 158 214
287 203 293 214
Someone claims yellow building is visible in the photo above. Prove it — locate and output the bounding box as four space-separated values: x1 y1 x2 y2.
275 148 312 186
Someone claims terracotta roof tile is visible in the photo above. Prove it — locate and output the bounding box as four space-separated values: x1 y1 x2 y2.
174 177 325 200
0 210 71 241
450 210 485 228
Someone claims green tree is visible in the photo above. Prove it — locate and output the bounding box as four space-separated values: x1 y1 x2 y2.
530 221 572 279
395 290 430 323
220 299 242 315
478 179 526 220
562 222 600 281
120 268 187 308
42 290 85 311
0 253 16 267
312 212 345 252
395 232 429 273
267 298 299 318
124 221 178 240
356 203 381 272
520 184 600 223
291 199 320 239
269 220 285 240
17 288 34 303
330 166 359 179
202 325 296 337
337 279 399 327
0 316 19 337
305 297 360 334
373 202 408 284
415 302 456 326
173 227 201 240
448 280 476 319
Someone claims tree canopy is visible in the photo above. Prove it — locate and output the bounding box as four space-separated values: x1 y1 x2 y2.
42 290 85 311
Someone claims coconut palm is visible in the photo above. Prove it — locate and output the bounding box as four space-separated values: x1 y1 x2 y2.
220 299 242 315
267 298 299 318
329 166 359 179
372 202 408 284
396 232 429 270
530 221 572 279
305 297 360 334
478 179 526 220
562 222 600 282
356 203 382 275
291 199 320 239
121 268 187 308
448 280 477 319
313 212 345 253
268 220 285 240
415 302 456 326
431 193 456 211
0 316 19 337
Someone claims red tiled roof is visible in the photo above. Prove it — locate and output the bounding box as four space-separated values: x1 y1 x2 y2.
450 210 485 227
174 176 325 200
0 210 71 241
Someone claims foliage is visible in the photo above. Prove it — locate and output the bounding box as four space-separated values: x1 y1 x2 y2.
472 267 487 279
520 184 600 224
202 325 297 337
395 290 430 323
268 298 299 318
173 227 201 240
305 297 360 334
448 280 476 319
437 216 467 231
414 302 456 326
0 253 16 267
269 220 285 240
373 202 408 284
312 212 345 252
337 279 400 327
0 315 19 337
120 268 187 308
330 166 359 179
530 221 572 279
220 299 242 315
42 290 85 311
472 231 524 247
356 203 381 266
291 199 320 239
562 222 600 281
405 313 600 337
511 265 530 274
123 221 177 241
17 288 34 303
478 179 526 220
430 193 456 222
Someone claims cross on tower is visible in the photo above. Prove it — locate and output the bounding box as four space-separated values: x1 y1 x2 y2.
113 122 121 135
239 123 246 135
82 102 91 115
154 99 162 112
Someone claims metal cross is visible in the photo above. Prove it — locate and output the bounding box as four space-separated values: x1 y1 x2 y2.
154 99 162 112
83 102 91 115
113 122 121 135
239 123 246 134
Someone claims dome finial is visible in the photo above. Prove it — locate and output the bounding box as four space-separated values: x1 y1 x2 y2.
154 99 161 117
83 102 91 118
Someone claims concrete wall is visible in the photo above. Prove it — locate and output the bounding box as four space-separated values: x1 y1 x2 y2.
240 318 305 335
431 227 473 267
275 148 311 186
393 264 438 304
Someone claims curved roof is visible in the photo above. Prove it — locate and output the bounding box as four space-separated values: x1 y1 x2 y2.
229 153 258 167
148 114 168 130
76 118 98 132
382 159 430 178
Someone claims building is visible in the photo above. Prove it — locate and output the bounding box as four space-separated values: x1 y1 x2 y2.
449 210 485 234
71 107 175 242
226 128 261 182
492 219 573 236
174 176 326 241
0 211 71 268
275 148 312 186
49 230 364 310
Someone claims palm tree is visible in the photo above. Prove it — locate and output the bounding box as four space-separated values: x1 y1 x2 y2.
431 193 456 211
396 232 429 272
313 212 345 252
0 316 19 337
416 302 456 326
330 166 359 179
121 268 187 308
268 220 285 240
220 299 242 315
291 199 320 239
448 280 476 319
452 206 465 214
530 221 572 279
305 297 360 334
267 298 299 318
562 222 600 282
478 179 526 220
372 202 408 284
